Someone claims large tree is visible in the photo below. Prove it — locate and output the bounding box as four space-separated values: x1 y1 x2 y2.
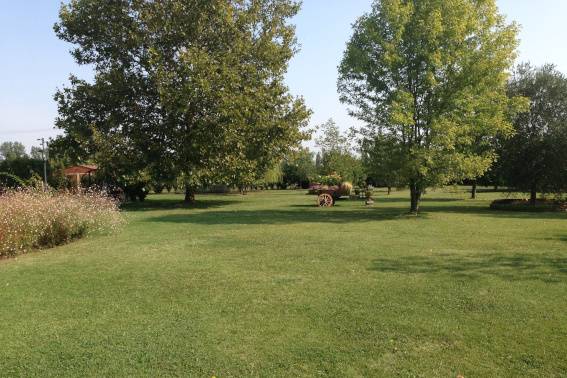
338 0 521 213
501 63 567 203
54 0 310 202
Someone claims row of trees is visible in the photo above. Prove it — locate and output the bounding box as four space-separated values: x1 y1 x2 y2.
0 142 54 186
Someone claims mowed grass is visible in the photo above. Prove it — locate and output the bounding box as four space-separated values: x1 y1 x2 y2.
1 189 566 377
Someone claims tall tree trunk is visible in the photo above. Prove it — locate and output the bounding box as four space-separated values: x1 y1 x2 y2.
410 182 422 214
530 185 537 206
471 181 477 199
184 185 195 203
387 186 392 195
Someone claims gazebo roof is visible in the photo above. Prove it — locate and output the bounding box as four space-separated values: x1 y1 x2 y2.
63 165 98 175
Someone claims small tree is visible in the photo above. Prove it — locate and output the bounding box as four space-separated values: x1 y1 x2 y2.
501 64 567 203
339 0 520 213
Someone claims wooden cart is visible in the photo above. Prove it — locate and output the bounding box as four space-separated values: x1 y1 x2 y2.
317 187 341 207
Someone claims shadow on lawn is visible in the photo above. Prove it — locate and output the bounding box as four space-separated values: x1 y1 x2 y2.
377 197 463 203
122 198 238 212
369 253 567 283
419 205 567 220
144 201 566 224
145 207 410 225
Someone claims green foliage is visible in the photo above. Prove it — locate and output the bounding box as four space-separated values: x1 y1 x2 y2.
318 173 342 186
282 148 317 188
0 142 27 161
0 155 48 183
315 119 365 186
359 132 404 190
490 198 566 213
0 172 26 189
29 146 45 160
500 64 567 199
54 0 310 201
339 0 520 212
260 163 284 187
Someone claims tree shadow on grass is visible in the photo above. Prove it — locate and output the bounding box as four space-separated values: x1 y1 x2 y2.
369 253 567 283
122 198 238 212
143 200 565 224
419 205 567 220
145 207 413 225
378 197 463 203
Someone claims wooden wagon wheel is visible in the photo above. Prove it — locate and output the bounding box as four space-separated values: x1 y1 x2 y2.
317 193 334 207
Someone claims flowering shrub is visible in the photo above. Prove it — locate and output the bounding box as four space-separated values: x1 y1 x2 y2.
318 174 342 186
0 189 124 257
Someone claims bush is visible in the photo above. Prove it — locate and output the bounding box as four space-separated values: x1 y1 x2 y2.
490 199 566 212
0 172 26 190
319 174 342 186
124 182 148 201
0 189 124 257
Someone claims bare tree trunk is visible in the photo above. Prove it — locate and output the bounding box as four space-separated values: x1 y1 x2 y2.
471 181 477 199
387 186 392 195
410 182 422 214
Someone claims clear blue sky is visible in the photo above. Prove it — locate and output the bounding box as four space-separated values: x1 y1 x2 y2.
1 1 566 151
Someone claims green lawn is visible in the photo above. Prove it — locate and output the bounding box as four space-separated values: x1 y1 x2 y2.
1 189 566 377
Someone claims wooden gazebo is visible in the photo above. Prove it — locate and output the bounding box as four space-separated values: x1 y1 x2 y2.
63 165 98 187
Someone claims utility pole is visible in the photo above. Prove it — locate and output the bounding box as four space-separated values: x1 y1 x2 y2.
37 138 48 190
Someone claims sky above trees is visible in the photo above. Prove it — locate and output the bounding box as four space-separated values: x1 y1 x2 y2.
1 0 566 150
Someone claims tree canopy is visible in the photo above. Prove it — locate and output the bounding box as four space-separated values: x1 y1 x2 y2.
338 0 522 212
0 142 27 161
500 63 567 202
54 0 310 201
315 119 365 185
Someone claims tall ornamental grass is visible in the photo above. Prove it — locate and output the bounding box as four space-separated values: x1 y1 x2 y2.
0 189 124 257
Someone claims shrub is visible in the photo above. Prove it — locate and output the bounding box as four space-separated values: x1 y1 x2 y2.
490 199 566 212
319 174 342 186
124 182 148 201
0 189 124 257
0 172 26 190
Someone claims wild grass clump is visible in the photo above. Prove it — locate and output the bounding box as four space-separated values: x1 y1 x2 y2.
0 189 124 257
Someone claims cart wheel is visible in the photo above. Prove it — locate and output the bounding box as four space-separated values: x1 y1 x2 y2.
318 193 334 207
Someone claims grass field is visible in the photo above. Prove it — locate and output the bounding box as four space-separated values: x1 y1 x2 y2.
1 188 566 377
